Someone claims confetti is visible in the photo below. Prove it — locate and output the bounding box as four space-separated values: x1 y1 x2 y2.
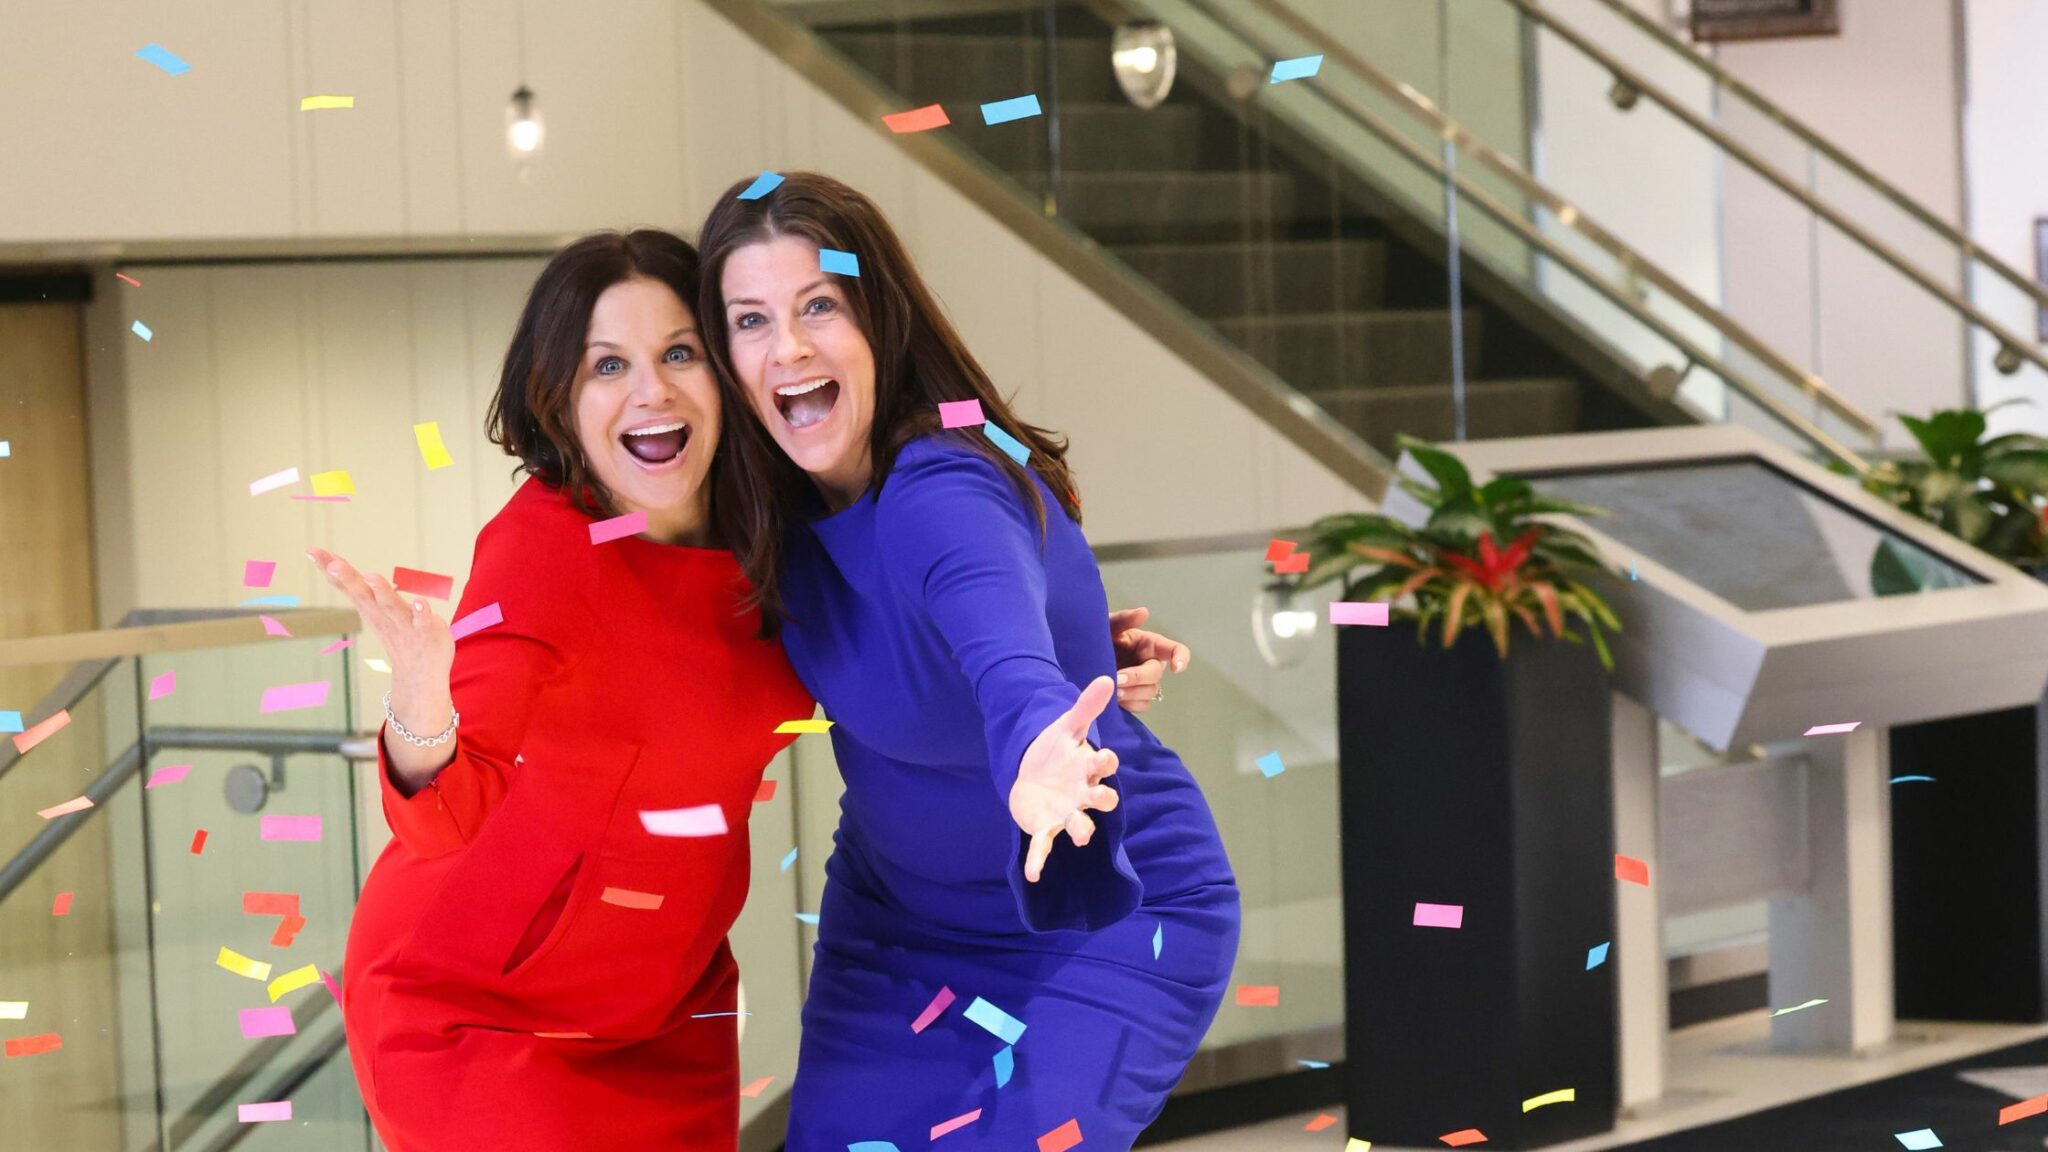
1586 941 1610 969
1264 540 1297 562
738 171 784 200
1305 1114 1339 1132
1414 901 1465 929
0 711 18 733
135 43 190 75
983 423 1031 465
885 103 951 133
36 796 93 821
299 95 353 111
259 615 293 638
1256 752 1286 778
365 658 391 674
848 1144 900 1152
261 815 323 842
776 718 833 734
238 1007 296 1039
321 970 342 1002
240 594 299 608
994 1045 1015 1087
259 681 329 713
740 1075 776 1098
1891 775 1936 784
1347 1142 1373 1152
1301 1060 1332 1069
146 764 192 788
590 510 648 545
244 560 276 587
243 892 305 947
217 948 272 982
1615 854 1650 886
414 421 454 470
131 320 153 341
639 804 728 837
148 671 176 700
779 847 798 872
939 399 987 428
0 1003 25 1020
1772 997 1828 1017
819 248 860 277
964 996 1027 1044
795 913 820 925
754 780 777 802
1235 985 1280 1007
249 467 300 495
981 93 1043 125
268 964 320 1002
1805 722 1860 736
1153 922 1163 960
116 272 142 287
1999 1094 2048 1124
289 494 350 503
1331 601 1390 626
309 470 354 497
317 638 356 657
1273 551 1309 574
911 986 956 1034
4 1033 60 1058
450 602 504 640
190 829 208 855
51 892 72 916
0 441 8 458
1037 1119 1083 1152
393 567 454 599
12 709 71 755
1893 1130 1941 1150
599 887 664 910
1270 54 1324 83
1523 1087 1575 1112
932 1109 983 1139
238 1101 293 1123
534 1031 593 1039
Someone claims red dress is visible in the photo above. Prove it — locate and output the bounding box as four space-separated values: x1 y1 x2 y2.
342 478 811 1151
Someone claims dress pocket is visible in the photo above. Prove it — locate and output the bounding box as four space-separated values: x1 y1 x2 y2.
502 853 588 977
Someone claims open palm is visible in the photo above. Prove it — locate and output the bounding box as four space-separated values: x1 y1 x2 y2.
1012 675 1122 883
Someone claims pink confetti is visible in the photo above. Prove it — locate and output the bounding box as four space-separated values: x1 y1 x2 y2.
740 1075 776 1099
316 638 356 656
320 970 342 1002
449 601 503 641
1805 722 1860 736
238 1007 296 1039
939 399 987 428
589 510 648 545
637 804 728 837
243 560 276 587
932 1108 983 1139
36 796 93 820
145 764 192 789
116 272 142 287
911 986 957 1033
1414 902 1465 929
260 615 293 638
260 815 323 842
148 670 176 700
288 495 351 503
259 681 329 713
1330 601 1390 626
237 1101 292 1123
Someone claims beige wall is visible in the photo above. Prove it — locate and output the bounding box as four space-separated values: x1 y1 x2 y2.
1961 0 2048 436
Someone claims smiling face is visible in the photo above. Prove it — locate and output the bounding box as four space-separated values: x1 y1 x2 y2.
572 276 722 545
719 234 878 509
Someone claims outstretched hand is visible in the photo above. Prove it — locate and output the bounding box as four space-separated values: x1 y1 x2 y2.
1011 676 1122 884
1109 607 1192 714
306 548 455 718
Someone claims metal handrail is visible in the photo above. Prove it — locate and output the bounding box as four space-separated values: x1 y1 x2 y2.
0 607 357 668
1539 0 2048 316
1493 0 2048 381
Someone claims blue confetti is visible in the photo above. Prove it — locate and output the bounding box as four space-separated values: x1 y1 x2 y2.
796 912 820 925
983 423 1030 465
0 441 10 458
993 1045 1015 1088
0 711 21 733
1890 775 1936 785
1269 55 1323 84
1586 941 1611 970
689 1011 752 1018
1152 922 1163 960
963 996 1026 1045
819 248 860 277
1255 752 1286 778
980 94 1042 125
849 1143 902 1152
135 43 191 76
131 320 153 342
1299 1059 1330 1069
1894 1130 1941 1151
239 595 300 608
738 171 783 200
780 847 799 872
1630 561 1638 581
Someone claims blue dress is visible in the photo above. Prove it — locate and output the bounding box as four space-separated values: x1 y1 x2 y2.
777 435 1241 1150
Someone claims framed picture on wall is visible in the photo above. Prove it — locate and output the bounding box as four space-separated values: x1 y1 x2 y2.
1690 0 1840 42
2036 219 2048 343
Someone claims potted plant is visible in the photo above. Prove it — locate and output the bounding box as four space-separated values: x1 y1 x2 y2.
1287 434 1623 1150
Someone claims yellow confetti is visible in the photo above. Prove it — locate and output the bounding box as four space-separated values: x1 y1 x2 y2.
310 470 354 497
1346 1141 1372 1152
1522 1087 1576 1112
775 718 834 734
364 658 391 674
0 1001 26 1020
299 95 355 111
268 963 321 1002
414 422 454 470
216 947 272 982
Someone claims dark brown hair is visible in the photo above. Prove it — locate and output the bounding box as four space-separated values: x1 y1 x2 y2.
487 229 733 533
695 171 1079 634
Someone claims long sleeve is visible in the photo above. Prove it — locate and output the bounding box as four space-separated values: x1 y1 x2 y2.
378 513 595 858
874 445 1141 932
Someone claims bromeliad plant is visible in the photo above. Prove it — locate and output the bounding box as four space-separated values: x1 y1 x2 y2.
1836 399 2048 579
1293 434 1622 669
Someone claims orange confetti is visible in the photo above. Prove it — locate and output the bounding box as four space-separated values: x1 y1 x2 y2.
1615 854 1650 886
754 780 777 803
1273 551 1310 574
599 887 664 911
12 710 71 755
884 103 951 133
2001 1094 2048 1125
534 1031 592 1039
1037 1119 1083 1152
4 1032 61 1058
50 892 72 917
1235 985 1280 1007
1441 1129 1487 1147
740 1075 776 1098
191 829 208 855
1305 1113 1339 1132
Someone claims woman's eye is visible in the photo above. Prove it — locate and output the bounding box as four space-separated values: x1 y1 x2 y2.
596 356 625 375
733 313 762 331
805 297 836 316
665 345 695 364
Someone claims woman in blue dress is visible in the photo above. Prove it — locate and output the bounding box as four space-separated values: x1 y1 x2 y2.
697 171 1242 1150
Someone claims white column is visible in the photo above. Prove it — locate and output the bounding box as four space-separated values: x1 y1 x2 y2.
1612 691 1666 1113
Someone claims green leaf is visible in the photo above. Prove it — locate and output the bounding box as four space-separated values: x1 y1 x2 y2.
1870 538 1925 596
1399 437 1474 503
1477 475 1532 510
1945 492 1995 543
1983 450 2048 495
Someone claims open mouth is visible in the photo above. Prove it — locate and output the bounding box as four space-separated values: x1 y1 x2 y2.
774 378 840 431
620 421 690 467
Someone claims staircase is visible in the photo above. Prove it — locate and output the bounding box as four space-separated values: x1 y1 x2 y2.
813 5 1675 457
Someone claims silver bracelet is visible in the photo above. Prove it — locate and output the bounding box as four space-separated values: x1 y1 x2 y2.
384 691 459 747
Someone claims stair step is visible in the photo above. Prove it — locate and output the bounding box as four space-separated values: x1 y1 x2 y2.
1109 239 1389 319
960 103 1238 175
1309 379 1583 457
1051 172 1301 243
1216 310 1485 389
828 31 1124 103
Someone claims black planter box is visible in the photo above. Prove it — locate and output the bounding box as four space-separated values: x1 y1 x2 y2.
1338 623 1617 1149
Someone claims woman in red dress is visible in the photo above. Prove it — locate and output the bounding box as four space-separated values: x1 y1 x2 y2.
311 229 1189 1150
